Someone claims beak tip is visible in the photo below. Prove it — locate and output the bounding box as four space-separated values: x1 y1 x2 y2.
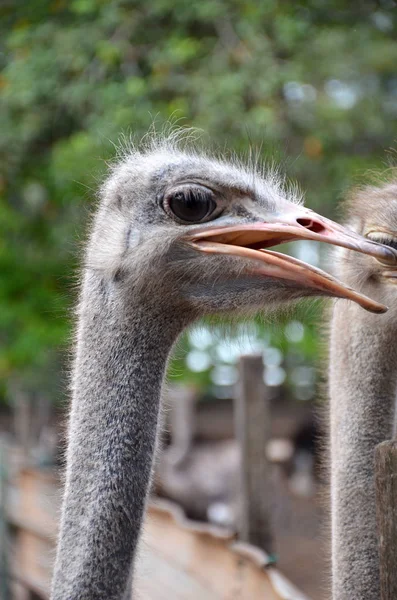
372 244 397 265
368 303 389 314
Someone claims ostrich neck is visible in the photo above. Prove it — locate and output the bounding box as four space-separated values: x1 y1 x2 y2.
52 272 186 600
329 300 397 600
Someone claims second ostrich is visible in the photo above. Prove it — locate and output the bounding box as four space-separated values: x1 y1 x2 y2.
329 180 397 600
51 134 397 600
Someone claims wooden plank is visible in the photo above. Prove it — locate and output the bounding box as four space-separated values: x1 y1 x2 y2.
5 466 310 600
137 501 303 600
234 354 274 555
375 440 397 600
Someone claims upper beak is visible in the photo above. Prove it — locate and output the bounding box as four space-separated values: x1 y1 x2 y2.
185 209 397 314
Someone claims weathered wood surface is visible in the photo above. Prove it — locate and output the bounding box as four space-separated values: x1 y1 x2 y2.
375 440 397 600
235 354 274 554
137 499 309 600
163 384 197 465
8 468 311 600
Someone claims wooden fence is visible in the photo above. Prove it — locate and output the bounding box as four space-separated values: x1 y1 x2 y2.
1 354 310 600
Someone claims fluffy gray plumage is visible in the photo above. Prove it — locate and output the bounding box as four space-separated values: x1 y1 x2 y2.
51 132 395 599
329 181 397 600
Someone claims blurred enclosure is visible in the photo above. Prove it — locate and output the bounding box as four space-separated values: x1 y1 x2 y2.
1 1 397 598
2 356 323 598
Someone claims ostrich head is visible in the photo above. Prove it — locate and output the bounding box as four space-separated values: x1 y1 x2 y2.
88 137 397 320
335 180 397 309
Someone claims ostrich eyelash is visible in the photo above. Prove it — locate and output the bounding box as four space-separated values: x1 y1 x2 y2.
380 238 397 251
366 232 397 251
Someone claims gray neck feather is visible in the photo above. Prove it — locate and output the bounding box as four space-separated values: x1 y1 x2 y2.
329 300 397 600
51 272 186 599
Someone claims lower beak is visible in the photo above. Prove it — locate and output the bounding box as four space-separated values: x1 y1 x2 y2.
186 214 397 313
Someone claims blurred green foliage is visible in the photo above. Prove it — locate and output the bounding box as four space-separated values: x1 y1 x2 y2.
1 0 397 402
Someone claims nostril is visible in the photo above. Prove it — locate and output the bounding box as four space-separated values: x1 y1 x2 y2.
296 218 326 234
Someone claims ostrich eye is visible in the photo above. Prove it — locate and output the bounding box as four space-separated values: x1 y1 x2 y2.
164 186 216 223
366 231 397 252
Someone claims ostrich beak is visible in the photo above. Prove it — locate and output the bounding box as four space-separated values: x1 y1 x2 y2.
187 209 397 314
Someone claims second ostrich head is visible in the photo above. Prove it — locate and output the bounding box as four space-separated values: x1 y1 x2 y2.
89 137 396 319
335 180 397 305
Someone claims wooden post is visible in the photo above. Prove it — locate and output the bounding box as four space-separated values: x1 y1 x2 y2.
13 390 31 463
375 440 397 600
166 385 197 466
234 354 274 555
0 440 10 600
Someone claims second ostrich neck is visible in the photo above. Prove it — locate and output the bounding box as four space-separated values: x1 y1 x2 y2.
330 301 397 600
52 272 186 600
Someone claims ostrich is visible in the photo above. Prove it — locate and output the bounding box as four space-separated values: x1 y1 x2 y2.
329 180 397 600
51 133 397 600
